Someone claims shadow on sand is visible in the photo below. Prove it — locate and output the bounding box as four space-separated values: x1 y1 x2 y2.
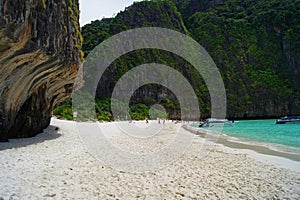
0 125 62 150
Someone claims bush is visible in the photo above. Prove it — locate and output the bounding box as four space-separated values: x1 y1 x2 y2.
53 100 73 120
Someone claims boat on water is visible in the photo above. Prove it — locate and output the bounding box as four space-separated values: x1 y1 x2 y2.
199 118 235 127
276 116 300 124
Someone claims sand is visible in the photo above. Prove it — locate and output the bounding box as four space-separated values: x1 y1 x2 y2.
0 118 300 199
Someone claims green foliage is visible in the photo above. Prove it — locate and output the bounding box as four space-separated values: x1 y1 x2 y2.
70 90 97 121
53 100 73 120
81 0 188 56
149 108 168 119
81 18 112 56
54 98 167 121
94 98 111 121
130 104 150 120
185 0 300 116
75 0 300 119
94 98 128 121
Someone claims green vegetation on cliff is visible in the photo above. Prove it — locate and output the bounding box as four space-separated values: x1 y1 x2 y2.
55 0 300 120
184 0 300 117
54 98 168 121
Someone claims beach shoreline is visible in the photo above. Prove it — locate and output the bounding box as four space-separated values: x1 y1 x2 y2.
0 118 299 199
184 124 300 172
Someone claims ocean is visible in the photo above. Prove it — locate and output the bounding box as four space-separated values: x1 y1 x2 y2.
193 120 300 149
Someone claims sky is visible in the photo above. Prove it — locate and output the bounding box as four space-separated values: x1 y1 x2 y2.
79 0 141 26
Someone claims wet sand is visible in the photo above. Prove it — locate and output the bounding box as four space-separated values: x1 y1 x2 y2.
184 125 300 162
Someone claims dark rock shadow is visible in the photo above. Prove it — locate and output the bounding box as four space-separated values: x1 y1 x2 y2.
0 125 61 150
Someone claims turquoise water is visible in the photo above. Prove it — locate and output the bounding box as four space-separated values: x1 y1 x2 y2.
193 120 300 148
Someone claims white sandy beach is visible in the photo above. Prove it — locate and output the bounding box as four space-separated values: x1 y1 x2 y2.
1 118 300 199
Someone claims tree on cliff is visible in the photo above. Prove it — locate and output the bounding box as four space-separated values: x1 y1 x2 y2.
79 0 300 119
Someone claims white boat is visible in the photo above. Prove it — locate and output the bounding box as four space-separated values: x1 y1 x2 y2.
276 116 300 124
199 118 235 127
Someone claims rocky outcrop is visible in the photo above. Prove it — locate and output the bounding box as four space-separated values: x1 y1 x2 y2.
0 0 82 141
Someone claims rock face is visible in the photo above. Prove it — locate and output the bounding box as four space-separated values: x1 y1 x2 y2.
0 0 82 141
82 0 300 119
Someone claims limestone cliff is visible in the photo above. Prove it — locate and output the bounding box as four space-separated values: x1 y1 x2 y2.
0 0 82 141
82 0 300 120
